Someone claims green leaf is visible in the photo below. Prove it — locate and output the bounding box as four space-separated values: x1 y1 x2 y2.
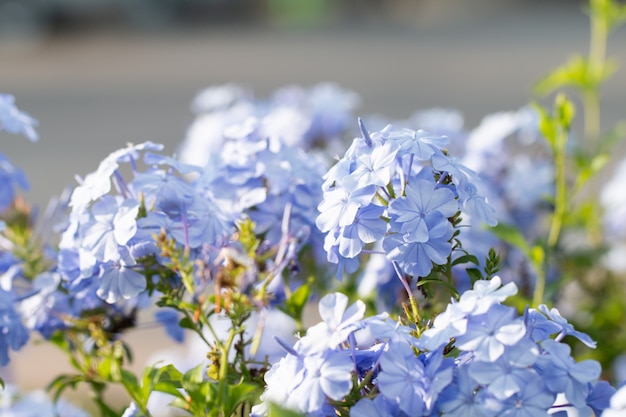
589 0 626 32
268 402 306 417
575 152 610 191
555 94 576 130
49 330 71 352
120 370 141 403
490 223 545 272
179 316 196 331
182 363 206 386
416 276 458 295
221 382 261 416
179 363 212 414
152 381 187 400
47 374 86 402
531 102 557 150
534 55 615 96
142 364 184 401
465 268 483 284
280 279 312 321
93 397 120 417
0 377 4 390
451 254 480 267
490 223 532 256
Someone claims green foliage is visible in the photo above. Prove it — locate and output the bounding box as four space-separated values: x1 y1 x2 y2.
588 0 626 32
267 403 306 417
279 278 313 330
534 55 616 96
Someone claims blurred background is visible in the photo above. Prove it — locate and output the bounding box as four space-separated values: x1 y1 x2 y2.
2 0 626 403
3 0 626 213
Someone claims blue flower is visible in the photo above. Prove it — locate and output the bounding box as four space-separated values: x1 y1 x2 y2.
586 380 616 417
1 388 91 417
432 152 477 184
316 185 377 233
18 272 72 339
154 309 185 343
459 181 498 227
468 338 540 399
69 142 163 212
387 179 458 243
302 292 365 354
96 247 146 303
0 289 29 366
324 229 362 280
455 304 526 362
498 374 556 417
456 276 518 315
602 384 626 417
377 342 428 416
343 142 398 190
439 367 503 417
337 204 386 258
383 212 453 278
385 128 448 161
0 152 29 212
0 94 38 141
350 396 402 417
287 350 354 413
80 196 139 263
534 339 602 408
538 304 597 348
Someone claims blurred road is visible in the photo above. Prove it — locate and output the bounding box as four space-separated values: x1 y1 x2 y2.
2 0 626 398
3 1 625 212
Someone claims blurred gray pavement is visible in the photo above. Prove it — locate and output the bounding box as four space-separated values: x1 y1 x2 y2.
2 0 626 395
3 1 625 212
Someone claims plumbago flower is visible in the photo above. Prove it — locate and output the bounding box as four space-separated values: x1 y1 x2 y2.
460 107 553 283
0 94 38 212
0 385 90 417
254 277 608 417
317 118 497 284
0 95 43 365
179 82 360 167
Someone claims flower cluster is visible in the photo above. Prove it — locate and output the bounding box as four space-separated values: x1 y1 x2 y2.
179 82 360 168
0 96 41 366
0 94 38 212
0 385 89 417
255 277 611 417
317 119 496 283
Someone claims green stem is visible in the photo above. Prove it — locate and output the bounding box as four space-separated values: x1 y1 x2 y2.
547 130 568 248
540 116 569 306
583 89 601 142
409 295 421 331
585 1 608 141
217 327 238 415
532 266 547 307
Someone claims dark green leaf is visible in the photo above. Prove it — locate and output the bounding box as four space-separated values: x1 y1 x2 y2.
280 279 312 321
451 254 480 267
120 370 141 402
47 374 86 402
221 382 261 416
490 223 532 257
465 268 483 284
